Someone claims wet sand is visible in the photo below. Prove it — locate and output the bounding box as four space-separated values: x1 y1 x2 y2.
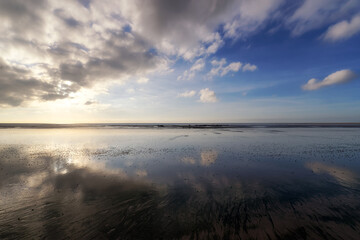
1 127 360 239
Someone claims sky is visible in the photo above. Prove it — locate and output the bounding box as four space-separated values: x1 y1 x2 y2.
0 0 360 123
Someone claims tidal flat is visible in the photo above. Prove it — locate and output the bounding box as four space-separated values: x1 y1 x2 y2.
1 126 360 239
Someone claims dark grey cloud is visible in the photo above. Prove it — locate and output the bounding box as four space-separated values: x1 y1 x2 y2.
0 1 167 107
84 100 97 105
0 0 47 35
79 0 92 8
60 61 87 84
118 0 237 58
47 42 90 60
58 31 163 87
0 58 77 107
112 0 286 59
0 33 162 107
54 8 82 28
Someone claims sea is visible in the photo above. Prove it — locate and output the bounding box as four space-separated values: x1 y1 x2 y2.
0 124 360 239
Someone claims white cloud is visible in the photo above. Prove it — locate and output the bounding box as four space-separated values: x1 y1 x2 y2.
178 90 197 98
178 58 205 81
323 15 360 41
207 58 257 79
208 58 239 78
221 62 242 76
224 0 284 39
286 0 360 36
137 77 149 84
199 88 218 103
205 33 224 55
208 58 227 77
302 69 357 90
287 0 331 36
243 63 258 72
190 59 206 72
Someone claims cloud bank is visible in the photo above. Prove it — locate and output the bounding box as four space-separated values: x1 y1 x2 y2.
0 0 359 108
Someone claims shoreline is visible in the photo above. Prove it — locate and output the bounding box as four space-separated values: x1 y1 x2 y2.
1 123 360 129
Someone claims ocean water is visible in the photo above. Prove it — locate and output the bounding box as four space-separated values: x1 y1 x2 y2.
0 126 360 239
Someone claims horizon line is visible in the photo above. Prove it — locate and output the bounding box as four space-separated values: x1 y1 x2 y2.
1 122 360 129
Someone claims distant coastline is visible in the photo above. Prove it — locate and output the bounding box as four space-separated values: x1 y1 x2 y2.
1 123 360 129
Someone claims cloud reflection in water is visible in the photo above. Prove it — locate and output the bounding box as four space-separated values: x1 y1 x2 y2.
1 128 360 239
